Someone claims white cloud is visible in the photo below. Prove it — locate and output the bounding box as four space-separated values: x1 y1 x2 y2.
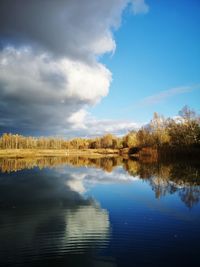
67 109 89 130
66 110 140 136
139 85 200 106
0 47 111 133
0 0 149 135
0 47 111 104
0 0 149 60
131 0 149 14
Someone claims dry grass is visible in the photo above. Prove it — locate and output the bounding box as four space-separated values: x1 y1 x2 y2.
0 148 120 158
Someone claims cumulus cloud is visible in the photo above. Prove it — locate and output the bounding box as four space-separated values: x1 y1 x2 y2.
0 0 149 136
0 0 122 59
0 47 111 134
0 0 149 59
0 47 111 104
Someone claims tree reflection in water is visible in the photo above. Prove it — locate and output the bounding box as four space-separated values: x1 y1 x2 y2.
0 156 200 208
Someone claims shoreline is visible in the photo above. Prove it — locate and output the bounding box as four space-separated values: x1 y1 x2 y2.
0 148 121 158
1 146 199 160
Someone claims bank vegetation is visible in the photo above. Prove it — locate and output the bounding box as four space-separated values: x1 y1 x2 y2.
0 106 199 158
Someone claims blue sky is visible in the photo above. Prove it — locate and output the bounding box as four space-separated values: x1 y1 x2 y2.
92 0 200 124
0 0 199 136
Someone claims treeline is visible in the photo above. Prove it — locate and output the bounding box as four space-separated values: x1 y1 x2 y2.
0 132 124 150
124 105 200 153
0 106 200 152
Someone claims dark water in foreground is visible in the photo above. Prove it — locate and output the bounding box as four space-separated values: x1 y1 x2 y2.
0 157 200 267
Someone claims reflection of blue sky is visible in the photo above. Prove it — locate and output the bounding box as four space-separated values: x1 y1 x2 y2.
0 165 200 266
88 179 200 221
82 171 200 267
53 165 200 211
52 164 200 218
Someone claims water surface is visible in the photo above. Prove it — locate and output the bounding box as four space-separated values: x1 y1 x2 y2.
0 157 200 267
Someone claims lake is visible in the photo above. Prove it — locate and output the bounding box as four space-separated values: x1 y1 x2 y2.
0 156 200 267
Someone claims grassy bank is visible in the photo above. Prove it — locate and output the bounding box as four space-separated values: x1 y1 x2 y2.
1 145 199 160
0 148 120 158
